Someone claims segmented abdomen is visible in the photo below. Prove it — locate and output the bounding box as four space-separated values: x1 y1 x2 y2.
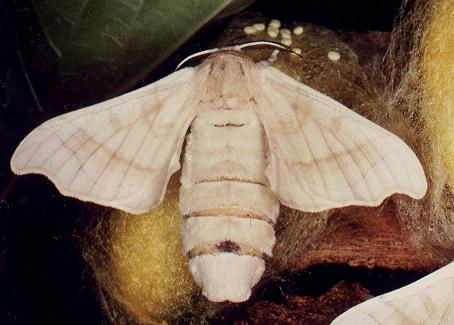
179 108 279 302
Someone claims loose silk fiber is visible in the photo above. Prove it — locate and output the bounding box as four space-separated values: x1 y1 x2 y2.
421 1 454 188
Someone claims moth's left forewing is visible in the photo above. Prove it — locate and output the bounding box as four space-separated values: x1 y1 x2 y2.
253 64 427 212
11 68 200 214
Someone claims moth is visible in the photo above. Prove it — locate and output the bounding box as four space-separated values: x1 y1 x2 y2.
331 261 454 324
11 41 427 302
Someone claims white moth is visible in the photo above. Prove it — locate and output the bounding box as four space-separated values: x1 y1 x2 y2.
10 42 427 303
331 261 454 325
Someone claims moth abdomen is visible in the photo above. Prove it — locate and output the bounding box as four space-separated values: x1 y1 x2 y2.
180 108 279 302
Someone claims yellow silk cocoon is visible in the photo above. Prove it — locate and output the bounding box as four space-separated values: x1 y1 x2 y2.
82 175 198 324
421 0 454 189
385 0 454 255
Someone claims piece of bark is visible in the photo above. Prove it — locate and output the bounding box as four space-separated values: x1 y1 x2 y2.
229 281 371 325
291 200 446 272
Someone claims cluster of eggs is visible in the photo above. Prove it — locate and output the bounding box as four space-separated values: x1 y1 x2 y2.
243 19 341 61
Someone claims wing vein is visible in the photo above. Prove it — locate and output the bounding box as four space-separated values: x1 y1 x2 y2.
326 129 374 200
88 128 130 195
382 134 416 194
66 121 129 190
358 128 399 187
318 127 356 198
38 127 83 169
355 135 387 190
87 109 147 196
23 123 73 168
114 112 155 201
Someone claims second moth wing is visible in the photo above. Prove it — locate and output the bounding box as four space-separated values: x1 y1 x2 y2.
254 64 427 212
331 261 454 324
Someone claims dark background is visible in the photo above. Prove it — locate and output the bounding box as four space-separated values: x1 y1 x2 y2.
1 1 405 324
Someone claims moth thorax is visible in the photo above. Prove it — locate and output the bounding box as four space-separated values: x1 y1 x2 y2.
179 108 279 302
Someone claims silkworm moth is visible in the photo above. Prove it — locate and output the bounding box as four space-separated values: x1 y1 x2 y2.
11 41 427 303
332 261 454 324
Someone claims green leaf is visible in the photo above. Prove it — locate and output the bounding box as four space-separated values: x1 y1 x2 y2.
216 0 255 19
31 0 249 99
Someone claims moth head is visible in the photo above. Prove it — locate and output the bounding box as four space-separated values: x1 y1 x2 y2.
176 41 300 70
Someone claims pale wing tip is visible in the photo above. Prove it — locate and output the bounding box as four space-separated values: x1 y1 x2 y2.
10 148 26 175
408 176 428 200
10 145 41 177
10 161 19 175
385 164 428 200
405 150 429 199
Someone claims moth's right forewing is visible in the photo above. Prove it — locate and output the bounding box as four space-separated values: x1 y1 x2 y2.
253 65 427 212
11 67 199 214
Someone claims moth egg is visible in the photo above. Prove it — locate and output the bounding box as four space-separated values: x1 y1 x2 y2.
253 23 265 31
293 26 304 35
244 26 257 35
269 19 281 29
328 50 341 61
292 48 302 55
267 27 279 38
280 28 291 39
281 38 292 46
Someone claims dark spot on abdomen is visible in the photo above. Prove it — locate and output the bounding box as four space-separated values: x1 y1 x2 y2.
213 123 245 127
217 240 241 253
